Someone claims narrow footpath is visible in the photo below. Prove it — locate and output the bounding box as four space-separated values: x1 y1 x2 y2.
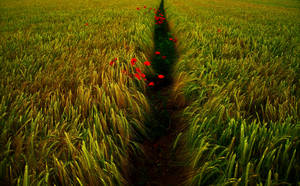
129 0 188 185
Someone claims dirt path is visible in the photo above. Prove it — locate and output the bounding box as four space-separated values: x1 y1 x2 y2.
128 1 189 185
129 84 188 186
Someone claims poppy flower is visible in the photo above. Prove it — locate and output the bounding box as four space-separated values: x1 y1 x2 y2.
131 58 137 65
169 38 173 41
158 74 165 79
85 23 88 26
217 29 221 33
135 67 141 73
114 58 117 61
149 8 152 10
153 8 156 11
158 20 163 24
109 61 115 66
137 7 140 10
155 51 160 55
144 78 147 81
162 56 167 59
144 6 146 8
134 73 141 80
140 73 146 78
148 82 155 86
144 61 151 66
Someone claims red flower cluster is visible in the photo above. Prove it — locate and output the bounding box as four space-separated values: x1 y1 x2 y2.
85 23 88 26
132 61 148 81
125 58 155 85
155 15 166 25
144 61 151 66
111 57 151 82
217 29 221 33
134 73 141 80
120 7 170 87
109 58 117 66
135 67 141 73
169 37 177 43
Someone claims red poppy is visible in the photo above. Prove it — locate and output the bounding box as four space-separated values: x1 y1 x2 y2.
109 61 115 66
169 38 173 41
134 73 141 80
158 74 165 79
137 7 140 10
144 6 146 8
217 29 221 33
144 78 147 81
155 51 160 55
140 73 146 78
158 20 163 24
162 56 166 59
153 8 156 10
85 23 88 26
148 82 155 86
114 58 117 61
149 8 152 10
144 61 151 66
135 67 141 73
131 58 137 65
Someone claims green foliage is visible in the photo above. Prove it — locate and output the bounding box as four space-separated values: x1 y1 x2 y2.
166 0 300 185
0 0 159 185
1 0 299 185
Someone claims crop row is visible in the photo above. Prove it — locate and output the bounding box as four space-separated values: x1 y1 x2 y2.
165 0 299 185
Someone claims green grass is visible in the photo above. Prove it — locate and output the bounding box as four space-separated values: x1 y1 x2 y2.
165 0 300 185
1 0 299 185
0 0 160 185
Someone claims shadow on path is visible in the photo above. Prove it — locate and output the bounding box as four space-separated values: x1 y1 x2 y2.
129 0 188 185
